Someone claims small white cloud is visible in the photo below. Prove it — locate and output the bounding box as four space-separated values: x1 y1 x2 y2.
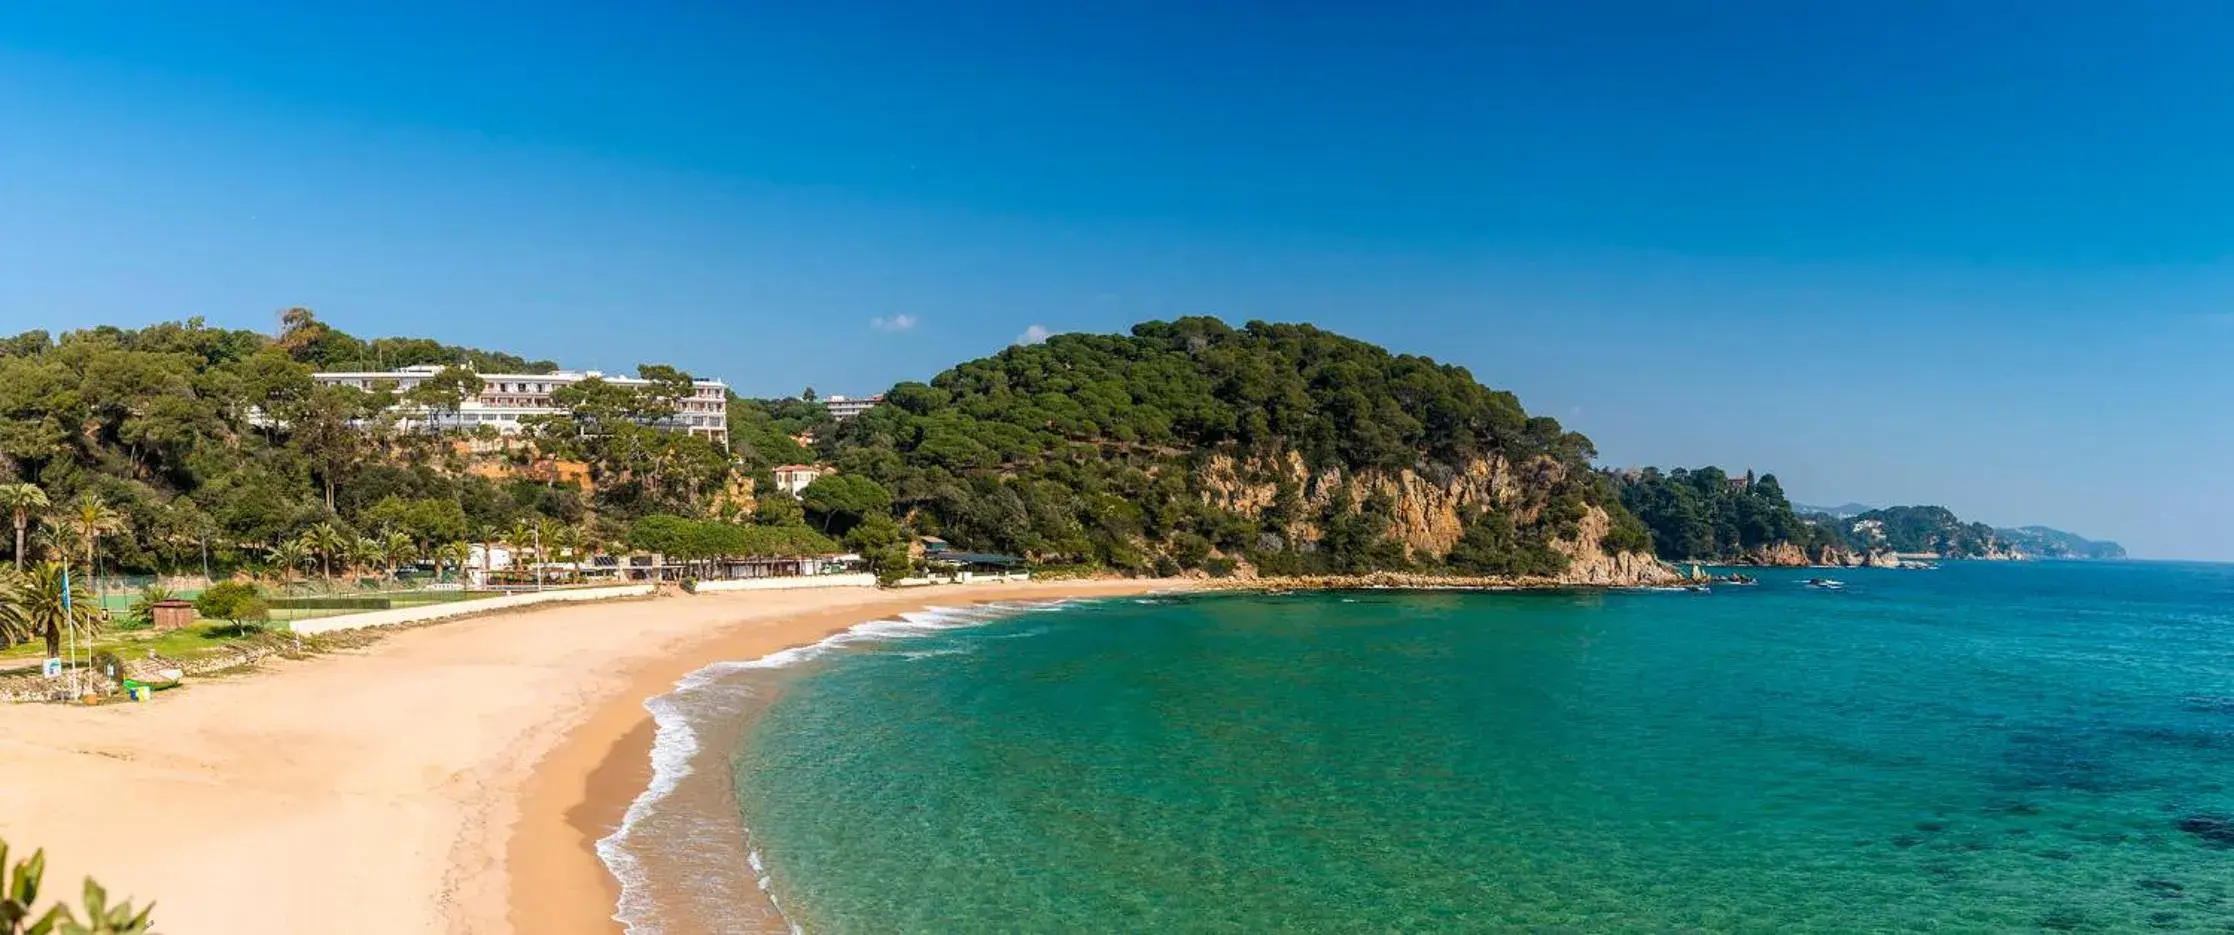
1015 324 1051 345
870 314 918 332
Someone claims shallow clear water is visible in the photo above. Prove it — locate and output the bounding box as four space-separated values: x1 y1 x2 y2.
724 564 2234 932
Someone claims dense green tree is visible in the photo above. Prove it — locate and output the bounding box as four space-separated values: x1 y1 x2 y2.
402 366 483 430
194 580 269 628
751 493 806 526
1614 467 1838 561
799 474 892 535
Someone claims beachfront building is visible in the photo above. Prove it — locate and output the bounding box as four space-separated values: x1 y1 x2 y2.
822 394 882 420
904 536 1029 584
588 551 865 582
771 464 826 495
310 364 729 445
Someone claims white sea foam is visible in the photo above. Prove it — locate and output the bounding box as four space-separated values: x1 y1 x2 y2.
598 600 1068 934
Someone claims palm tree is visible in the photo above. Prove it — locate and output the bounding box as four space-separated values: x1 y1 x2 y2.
472 524 496 586
268 539 311 583
17 561 101 659
505 519 538 582
349 537 380 577
381 531 416 578
35 522 81 571
302 523 347 580
0 568 34 648
538 516 569 559
0 483 49 571
64 495 127 589
436 541 472 583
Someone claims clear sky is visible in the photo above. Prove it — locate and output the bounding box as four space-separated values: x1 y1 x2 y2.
3 2 2231 559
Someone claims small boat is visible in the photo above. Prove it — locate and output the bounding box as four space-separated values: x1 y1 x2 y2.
1684 584 1711 594
1806 578 1845 591
1721 574 1759 586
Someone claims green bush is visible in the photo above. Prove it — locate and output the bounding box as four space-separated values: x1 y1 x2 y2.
193 581 269 627
1 835 155 934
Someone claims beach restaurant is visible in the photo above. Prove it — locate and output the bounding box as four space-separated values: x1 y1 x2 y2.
921 548 1028 582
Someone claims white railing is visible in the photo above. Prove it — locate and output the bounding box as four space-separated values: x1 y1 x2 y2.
691 574 877 593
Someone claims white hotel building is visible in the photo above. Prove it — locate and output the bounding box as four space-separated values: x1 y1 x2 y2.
822 394 883 420
311 364 729 446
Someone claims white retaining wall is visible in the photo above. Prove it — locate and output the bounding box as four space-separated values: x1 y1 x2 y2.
893 571 1033 588
692 573 878 593
286 584 657 635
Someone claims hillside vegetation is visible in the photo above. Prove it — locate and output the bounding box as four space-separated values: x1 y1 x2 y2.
824 317 1656 578
0 312 756 578
0 312 1871 584
1825 505 2000 557
1994 525 2126 560
1611 467 1847 563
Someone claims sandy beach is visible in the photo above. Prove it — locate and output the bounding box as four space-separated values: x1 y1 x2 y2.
0 579 1178 934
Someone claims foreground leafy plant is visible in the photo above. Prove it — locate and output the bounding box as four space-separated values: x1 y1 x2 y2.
0 837 153 934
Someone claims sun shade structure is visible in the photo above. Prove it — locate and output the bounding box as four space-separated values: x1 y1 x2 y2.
927 551 1024 571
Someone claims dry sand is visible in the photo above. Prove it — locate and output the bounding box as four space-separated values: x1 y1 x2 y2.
0 579 1180 934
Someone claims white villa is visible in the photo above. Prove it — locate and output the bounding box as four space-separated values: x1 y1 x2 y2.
311 364 729 445
771 464 826 495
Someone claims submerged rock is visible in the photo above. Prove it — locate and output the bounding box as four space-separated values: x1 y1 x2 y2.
2136 878 2186 898
2176 814 2234 848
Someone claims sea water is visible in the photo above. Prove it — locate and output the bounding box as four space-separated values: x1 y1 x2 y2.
610 562 2234 932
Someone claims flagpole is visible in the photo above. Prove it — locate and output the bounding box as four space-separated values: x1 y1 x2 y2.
61 561 77 699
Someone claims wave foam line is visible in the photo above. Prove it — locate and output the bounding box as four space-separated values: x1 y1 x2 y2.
597 599 1073 934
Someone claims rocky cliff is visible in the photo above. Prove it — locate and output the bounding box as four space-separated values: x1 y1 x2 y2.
1728 541 1909 568
1551 505 1680 585
1195 451 1520 556
1194 451 1670 586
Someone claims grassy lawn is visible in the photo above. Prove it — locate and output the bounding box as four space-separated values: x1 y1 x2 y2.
0 620 290 675
113 622 286 658
0 587 514 675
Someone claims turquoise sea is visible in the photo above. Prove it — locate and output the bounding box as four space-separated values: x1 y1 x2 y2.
605 562 2234 932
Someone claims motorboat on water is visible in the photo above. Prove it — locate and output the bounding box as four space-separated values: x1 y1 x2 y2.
1805 578 1845 591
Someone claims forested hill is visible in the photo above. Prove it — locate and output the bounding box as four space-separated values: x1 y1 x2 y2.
1610 467 1849 563
1801 506 2126 560
1994 526 2126 560
1826 505 2000 557
825 317 1663 580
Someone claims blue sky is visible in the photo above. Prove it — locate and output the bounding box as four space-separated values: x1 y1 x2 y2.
3 2 2231 558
